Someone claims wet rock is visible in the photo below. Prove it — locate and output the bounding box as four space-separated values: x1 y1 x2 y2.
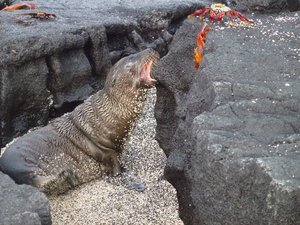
0 59 50 147
84 26 112 82
0 172 51 225
47 48 93 108
154 12 300 225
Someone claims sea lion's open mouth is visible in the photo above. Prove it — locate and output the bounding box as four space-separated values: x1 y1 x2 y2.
140 59 157 88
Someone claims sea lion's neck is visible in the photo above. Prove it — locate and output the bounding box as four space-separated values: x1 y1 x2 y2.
88 89 147 149
106 88 148 119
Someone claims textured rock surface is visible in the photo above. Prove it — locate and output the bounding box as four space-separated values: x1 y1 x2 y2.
154 12 300 225
0 172 51 225
1 58 50 146
225 0 288 11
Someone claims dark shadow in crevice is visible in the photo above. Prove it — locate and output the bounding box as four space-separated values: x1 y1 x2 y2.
49 100 83 118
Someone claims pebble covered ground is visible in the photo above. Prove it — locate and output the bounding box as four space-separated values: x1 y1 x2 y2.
49 88 183 225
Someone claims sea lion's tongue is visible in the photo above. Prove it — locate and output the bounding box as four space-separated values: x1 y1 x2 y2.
140 60 157 87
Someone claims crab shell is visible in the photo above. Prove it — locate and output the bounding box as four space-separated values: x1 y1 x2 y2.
210 3 231 13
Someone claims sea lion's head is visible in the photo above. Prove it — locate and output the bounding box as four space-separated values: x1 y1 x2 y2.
105 49 160 94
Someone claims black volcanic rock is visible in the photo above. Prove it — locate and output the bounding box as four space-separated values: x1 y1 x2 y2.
287 0 300 11
0 172 51 225
154 12 300 225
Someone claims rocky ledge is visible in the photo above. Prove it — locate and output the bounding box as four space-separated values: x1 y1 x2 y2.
0 172 51 225
154 9 300 225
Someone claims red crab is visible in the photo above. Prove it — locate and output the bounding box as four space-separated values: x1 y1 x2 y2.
14 10 57 20
2 3 36 11
189 3 254 26
13 10 57 25
194 23 211 70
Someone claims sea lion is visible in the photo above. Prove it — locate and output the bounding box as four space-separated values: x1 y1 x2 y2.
0 48 159 195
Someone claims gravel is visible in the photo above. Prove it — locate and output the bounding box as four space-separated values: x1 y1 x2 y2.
49 88 183 225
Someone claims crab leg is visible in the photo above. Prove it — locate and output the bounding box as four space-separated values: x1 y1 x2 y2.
217 12 224 22
14 11 57 20
225 12 235 26
2 3 36 11
209 11 215 22
189 7 210 17
194 23 211 70
196 23 211 48
232 11 254 24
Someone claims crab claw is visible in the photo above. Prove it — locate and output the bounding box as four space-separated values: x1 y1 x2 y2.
217 12 224 22
189 7 210 18
209 11 215 22
225 12 235 26
196 23 211 48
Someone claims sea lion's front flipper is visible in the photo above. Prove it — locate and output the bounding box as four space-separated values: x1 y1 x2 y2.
33 168 79 195
105 170 145 192
101 151 122 176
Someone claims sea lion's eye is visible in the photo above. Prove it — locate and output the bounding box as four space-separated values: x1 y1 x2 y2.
129 68 136 75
